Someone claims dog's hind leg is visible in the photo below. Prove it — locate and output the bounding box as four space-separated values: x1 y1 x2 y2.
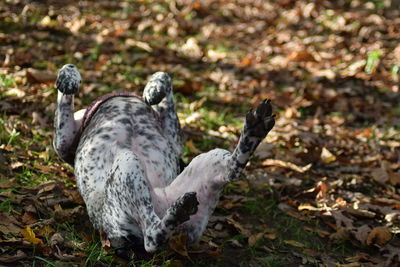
227 99 275 181
143 72 183 156
53 64 84 164
101 149 198 253
160 100 275 244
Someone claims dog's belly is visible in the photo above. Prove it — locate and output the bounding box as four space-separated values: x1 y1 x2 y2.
74 97 180 227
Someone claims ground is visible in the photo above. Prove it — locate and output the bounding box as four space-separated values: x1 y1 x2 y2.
0 0 399 266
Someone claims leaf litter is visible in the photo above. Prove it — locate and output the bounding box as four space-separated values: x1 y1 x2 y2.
0 0 400 266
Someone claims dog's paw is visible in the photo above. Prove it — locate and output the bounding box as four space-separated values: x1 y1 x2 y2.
143 72 171 105
56 64 81 95
172 192 199 223
244 99 275 138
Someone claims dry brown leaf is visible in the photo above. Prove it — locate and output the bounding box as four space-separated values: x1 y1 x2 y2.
331 210 354 228
261 159 312 173
233 180 249 193
388 171 400 186
283 240 305 248
371 166 389 185
35 225 55 238
4 88 26 98
164 260 184 267
366 227 392 246
278 203 307 221
298 203 326 212
248 232 264 247
287 50 316 62
125 39 153 52
177 80 203 95
226 217 251 236
169 231 190 258
382 244 400 264
221 201 242 210
330 228 351 243
343 207 376 219
321 147 336 164
0 212 24 234
26 68 57 84
22 211 37 225
0 250 27 263
185 140 201 154
263 233 277 240
354 225 371 244
34 164 53 173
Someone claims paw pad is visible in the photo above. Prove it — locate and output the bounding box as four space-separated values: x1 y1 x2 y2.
173 192 199 223
56 64 81 95
245 99 275 138
143 72 171 105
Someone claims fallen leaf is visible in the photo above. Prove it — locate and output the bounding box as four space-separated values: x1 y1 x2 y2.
354 225 371 244
177 80 202 95
301 181 328 202
388 171 400 186
26 68 57 84
278 203 307 221
366 227 392 246
382 244 400 264
35 164 53 173
35 225 55 238
321 147 336 164
287 50 316 62
242 57 251 67
22 211 37 224
21 226 44 246
0 212 24 234
125 39 153 52
169 231 190 258
248 232 263 247
226 217 251 236
298 203 326 211
343 207 376 219
185 139 201 154
165 260 184 267
0 250 27 263
371 163 389 185
331 210 354 229
261 159 312 173
227 239 243 248
284 240 305 248
330 228 351 243
4 88 26 98
233 180 249 193
221 201 242 210
263 233 277 240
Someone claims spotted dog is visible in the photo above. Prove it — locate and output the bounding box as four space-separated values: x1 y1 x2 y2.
53 64 275 258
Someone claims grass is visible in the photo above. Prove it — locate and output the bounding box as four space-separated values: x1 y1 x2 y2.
365 50 380 74
0 198 18 214
0 73 15 88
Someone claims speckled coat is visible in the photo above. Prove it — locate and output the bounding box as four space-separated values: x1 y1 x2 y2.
53 64 275 258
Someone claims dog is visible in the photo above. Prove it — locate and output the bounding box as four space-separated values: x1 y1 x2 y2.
53 64 275 259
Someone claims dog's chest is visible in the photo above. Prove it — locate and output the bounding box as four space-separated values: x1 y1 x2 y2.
76 97 180 189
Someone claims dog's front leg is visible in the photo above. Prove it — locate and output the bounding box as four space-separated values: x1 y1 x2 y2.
53 64 85 164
